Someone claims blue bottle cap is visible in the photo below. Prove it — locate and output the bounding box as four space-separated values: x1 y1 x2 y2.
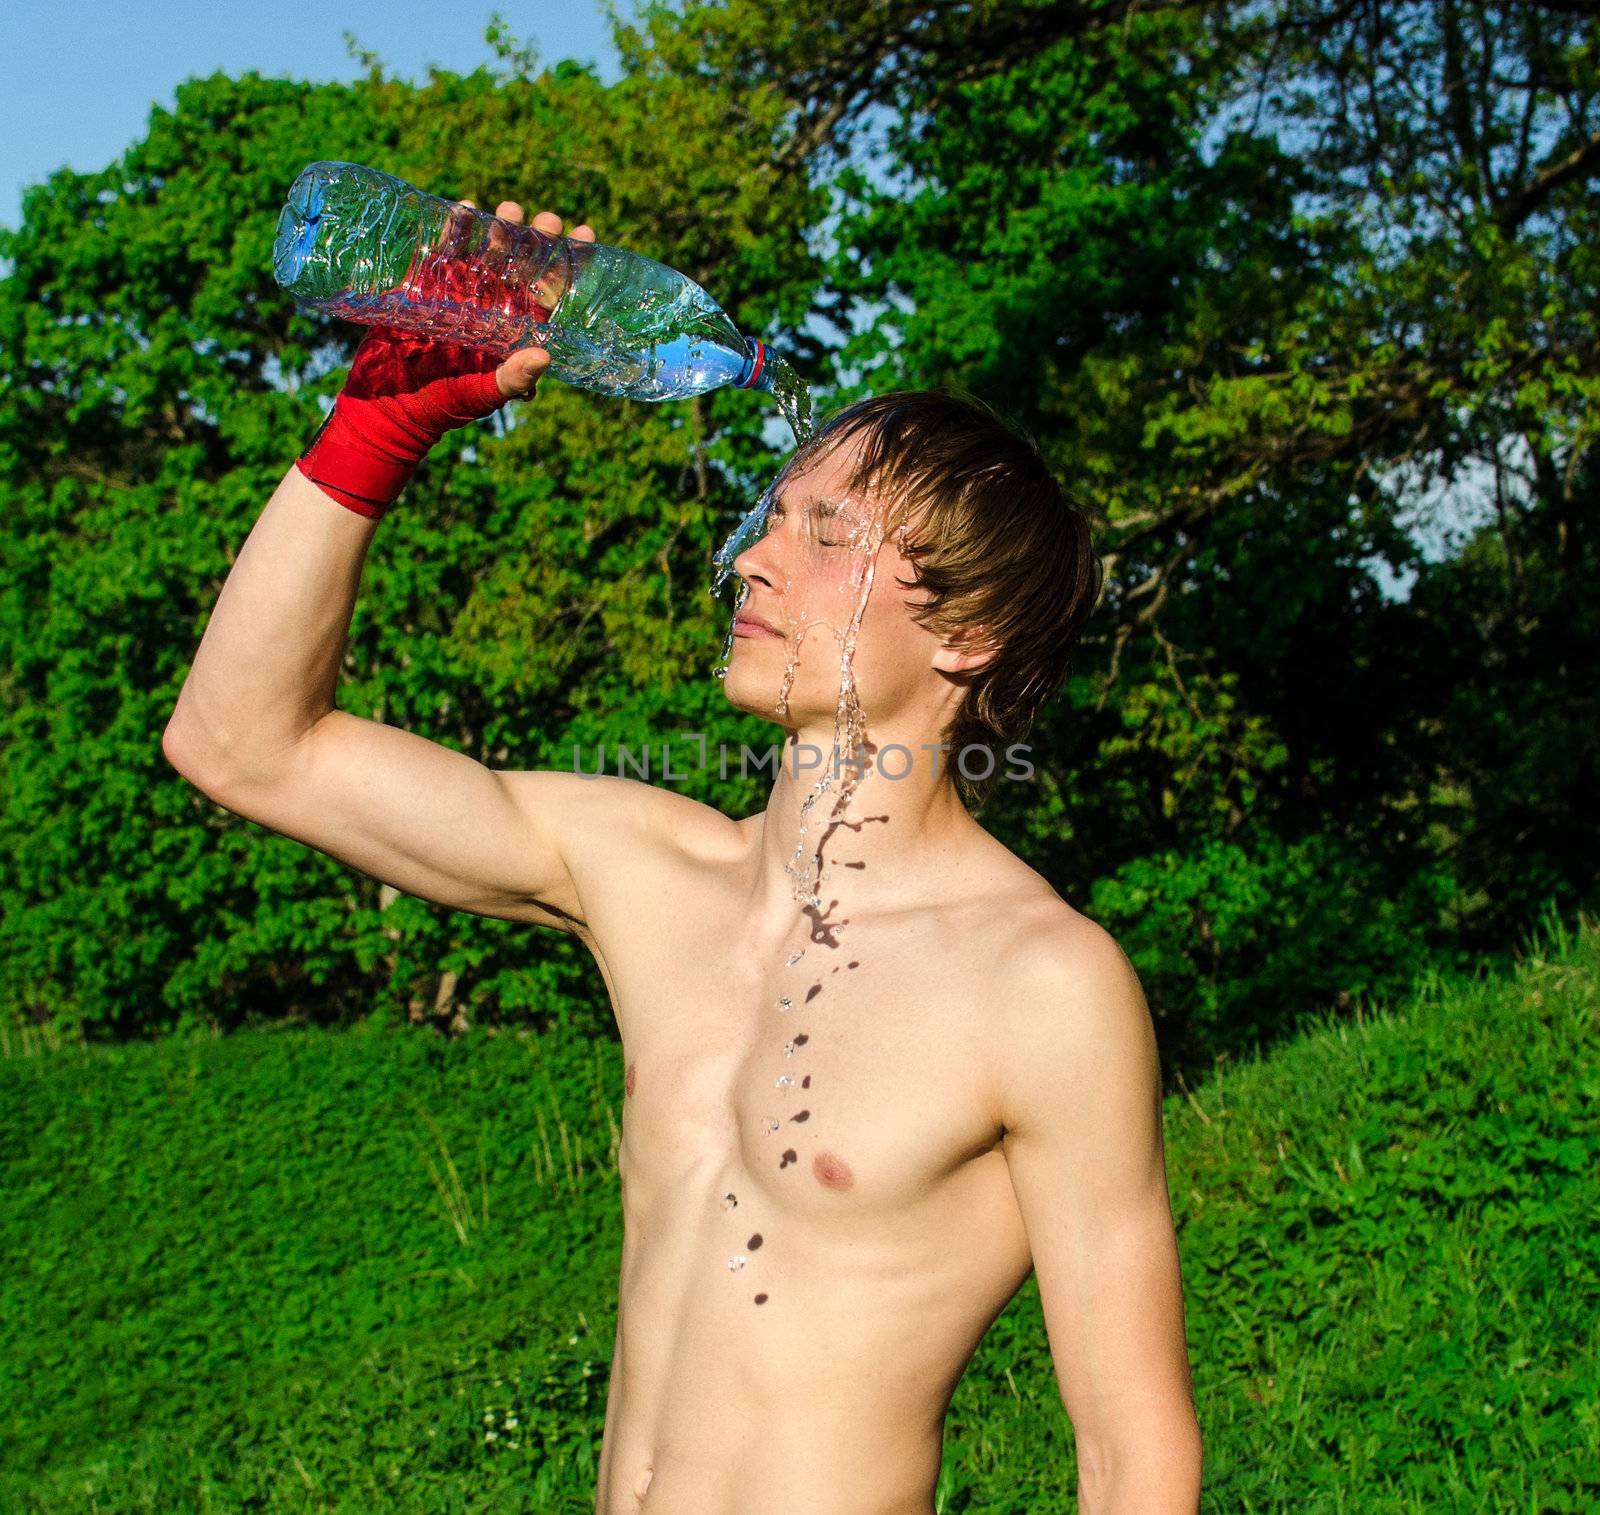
735 339 768 390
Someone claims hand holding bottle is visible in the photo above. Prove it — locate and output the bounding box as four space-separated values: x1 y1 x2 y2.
275 162 789 413
474 201 597 398
295 198 597 519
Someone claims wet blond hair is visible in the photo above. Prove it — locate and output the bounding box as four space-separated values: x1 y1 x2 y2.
771 389 1104 812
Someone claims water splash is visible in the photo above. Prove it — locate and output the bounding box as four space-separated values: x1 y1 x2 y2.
752 348 815 448
778 510 886 908
708 476 891 906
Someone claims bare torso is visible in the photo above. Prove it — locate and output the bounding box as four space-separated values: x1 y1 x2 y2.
574 803 1070 1515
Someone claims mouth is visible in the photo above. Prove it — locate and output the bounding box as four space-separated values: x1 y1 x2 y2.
733 614 783 639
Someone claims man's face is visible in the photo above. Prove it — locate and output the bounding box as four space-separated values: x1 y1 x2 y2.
715 437 968 746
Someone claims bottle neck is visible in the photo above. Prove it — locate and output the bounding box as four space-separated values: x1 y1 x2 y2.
734 338 768 390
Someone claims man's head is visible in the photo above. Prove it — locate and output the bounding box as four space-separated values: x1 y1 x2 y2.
719 389 1103 812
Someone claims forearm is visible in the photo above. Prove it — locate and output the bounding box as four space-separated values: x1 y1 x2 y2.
1077 1426 1203 1514
164 462 377 781
1080 1468 1201 1514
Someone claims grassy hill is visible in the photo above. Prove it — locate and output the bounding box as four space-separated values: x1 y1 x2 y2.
2 909 1595 1512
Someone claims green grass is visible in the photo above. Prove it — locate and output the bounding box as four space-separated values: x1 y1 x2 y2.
2 907 1596 1512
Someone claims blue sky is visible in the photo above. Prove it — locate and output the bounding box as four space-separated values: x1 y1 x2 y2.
0 1 624 232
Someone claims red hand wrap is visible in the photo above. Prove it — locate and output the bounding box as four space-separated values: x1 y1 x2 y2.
296 325 511 520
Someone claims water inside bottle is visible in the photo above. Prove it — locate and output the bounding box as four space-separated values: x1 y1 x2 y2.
275 163 818 437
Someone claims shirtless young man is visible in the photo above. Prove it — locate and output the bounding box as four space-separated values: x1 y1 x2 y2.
163 198 1203 1513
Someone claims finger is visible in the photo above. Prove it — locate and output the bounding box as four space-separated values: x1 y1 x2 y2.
439 199 475 253
572 224 596 242
495 343 551 401
530 210 564 236
496 200 524 223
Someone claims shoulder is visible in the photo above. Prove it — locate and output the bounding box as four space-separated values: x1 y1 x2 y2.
1008 898 1144 1003
989 900 1159 1141
950 838 1144 1031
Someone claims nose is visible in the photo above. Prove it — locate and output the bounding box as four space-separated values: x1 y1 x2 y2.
731 510 782 593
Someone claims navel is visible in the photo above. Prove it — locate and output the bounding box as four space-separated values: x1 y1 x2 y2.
812 1150 855 1191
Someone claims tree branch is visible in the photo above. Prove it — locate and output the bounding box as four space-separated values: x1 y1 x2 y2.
1495 124 1600 231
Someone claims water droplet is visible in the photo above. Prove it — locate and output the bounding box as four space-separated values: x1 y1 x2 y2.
785 951 805 966
722 1192 738 1209
783 1039 798 1058
775 1074 794 1091
776 996 792 1013
762 1117 780 1133
727 1255 747 1271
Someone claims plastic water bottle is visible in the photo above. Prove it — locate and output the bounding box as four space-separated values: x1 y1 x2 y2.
272 160 811 440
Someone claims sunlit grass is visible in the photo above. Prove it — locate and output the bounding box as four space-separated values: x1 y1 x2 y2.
3 908 1596 1511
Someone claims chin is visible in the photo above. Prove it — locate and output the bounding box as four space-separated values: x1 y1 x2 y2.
718 665 777 718
717 672 806 735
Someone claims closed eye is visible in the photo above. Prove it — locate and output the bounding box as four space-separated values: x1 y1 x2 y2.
765 501 850 547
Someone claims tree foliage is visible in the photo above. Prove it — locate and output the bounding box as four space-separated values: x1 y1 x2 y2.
648 0 1599 1064
0 40 825 1041
2 4 1595 1073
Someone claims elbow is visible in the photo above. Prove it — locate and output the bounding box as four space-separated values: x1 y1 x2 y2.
161 720 184 768
161 718 199 778
162 717 225 793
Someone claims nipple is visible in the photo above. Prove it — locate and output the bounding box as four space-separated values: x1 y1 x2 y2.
813 1150 855 1190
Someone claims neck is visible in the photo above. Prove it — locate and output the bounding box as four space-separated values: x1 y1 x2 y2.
746 718 980 923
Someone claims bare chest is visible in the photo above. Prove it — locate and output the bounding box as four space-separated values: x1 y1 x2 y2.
598 901 1008 1228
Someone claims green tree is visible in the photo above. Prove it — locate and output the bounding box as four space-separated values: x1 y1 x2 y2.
0 30 825 1042
633 0 1599 1071
3 3 1594 1070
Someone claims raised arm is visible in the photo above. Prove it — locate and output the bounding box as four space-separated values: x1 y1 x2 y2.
161 202 682 938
